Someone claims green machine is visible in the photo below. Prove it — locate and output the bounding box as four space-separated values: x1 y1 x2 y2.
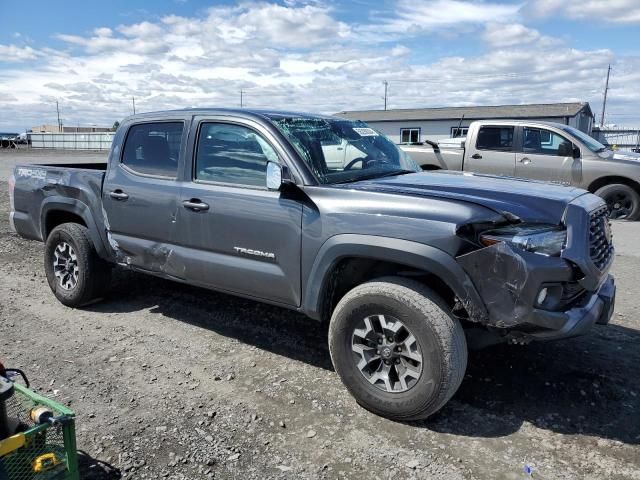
0 363 79 480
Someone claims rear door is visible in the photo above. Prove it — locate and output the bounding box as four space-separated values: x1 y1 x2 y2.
102 120 187 274
174 116 303 306
465 125 516 176
515 126 580 184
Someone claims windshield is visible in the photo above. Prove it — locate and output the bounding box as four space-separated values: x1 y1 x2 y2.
270 117 419 184
560 125 608 153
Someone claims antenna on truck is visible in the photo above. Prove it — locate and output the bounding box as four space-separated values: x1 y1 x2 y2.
454 114 465 137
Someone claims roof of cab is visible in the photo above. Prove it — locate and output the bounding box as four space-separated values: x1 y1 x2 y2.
120 108 338 124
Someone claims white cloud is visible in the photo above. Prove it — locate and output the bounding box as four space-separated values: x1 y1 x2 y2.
0 44 39 62
364 0 521 38
0 0 637 130
527 0 640 23
482 23 541 47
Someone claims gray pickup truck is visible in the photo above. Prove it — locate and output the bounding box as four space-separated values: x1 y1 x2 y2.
9 109 616 421
402 120 640 220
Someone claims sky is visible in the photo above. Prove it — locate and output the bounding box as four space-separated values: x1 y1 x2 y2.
0 0 639 132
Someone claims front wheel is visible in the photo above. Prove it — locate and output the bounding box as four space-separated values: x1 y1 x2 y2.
595 183 640 220
328 277 467 421
44 223 111 307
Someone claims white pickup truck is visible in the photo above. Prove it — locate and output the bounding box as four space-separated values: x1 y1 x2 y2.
401 120 640 220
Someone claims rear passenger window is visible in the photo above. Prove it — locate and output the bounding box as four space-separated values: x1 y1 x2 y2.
195 123 279 187
122 122 183 177
476 126 514 151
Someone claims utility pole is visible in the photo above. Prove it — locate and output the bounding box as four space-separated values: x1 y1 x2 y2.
600 64 611 127
132 97 136 115
240 89 244 108
56 100 62 132
383 80 388 111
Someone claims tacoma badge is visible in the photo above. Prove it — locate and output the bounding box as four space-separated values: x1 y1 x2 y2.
233 246 275 260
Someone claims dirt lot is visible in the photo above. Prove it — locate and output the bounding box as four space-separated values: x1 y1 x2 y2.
1 149 639 479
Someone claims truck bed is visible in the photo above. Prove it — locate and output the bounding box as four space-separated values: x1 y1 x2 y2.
401 143 465 170
11 163 108 248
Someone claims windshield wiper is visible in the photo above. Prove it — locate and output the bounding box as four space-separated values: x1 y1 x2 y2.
371 169 416 178
348 169 416 182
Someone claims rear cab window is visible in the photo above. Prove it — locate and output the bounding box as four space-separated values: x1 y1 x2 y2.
121 122 184 178
476 126 514 151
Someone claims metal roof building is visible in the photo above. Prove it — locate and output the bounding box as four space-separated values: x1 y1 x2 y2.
335 102 594 144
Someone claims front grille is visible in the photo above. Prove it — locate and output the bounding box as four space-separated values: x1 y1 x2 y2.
589 206 614 270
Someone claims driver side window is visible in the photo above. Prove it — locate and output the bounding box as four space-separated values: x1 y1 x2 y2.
195 122 279 187
523 128 572 156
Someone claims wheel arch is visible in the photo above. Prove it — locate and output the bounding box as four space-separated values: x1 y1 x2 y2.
40 197 111 260
302 234 488 324
588 175 640 196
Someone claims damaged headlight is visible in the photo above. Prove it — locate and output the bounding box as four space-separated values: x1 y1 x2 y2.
479 224 567 256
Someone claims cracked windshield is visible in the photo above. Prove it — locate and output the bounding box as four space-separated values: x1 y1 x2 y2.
271 117 419 184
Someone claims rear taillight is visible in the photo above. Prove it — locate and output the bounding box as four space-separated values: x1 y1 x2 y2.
8 174 16 232
8 174 15 209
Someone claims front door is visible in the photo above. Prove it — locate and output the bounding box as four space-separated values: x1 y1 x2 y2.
515 127 580 185
175 118 303 306
102 120 186 274
465 125 516 176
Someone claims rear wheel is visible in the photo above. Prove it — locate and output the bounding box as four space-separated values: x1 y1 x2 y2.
44 223 111 307
328 277 467 421
595 183 640 220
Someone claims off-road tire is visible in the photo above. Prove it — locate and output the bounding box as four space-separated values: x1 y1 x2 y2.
595 183 640 220
328 276 467 421
44 223 111 307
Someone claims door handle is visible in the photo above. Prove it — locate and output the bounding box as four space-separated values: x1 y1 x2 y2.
109 190 129 201
520 157 532 165
471 153 482 159
183 199 210 212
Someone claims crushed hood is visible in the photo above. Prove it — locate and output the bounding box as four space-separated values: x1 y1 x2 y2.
347 170 588 224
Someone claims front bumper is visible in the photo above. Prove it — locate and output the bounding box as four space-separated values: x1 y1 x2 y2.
457 241 615 342
526 274 615 341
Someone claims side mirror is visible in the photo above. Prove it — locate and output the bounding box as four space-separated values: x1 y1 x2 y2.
573 146 581 159
557 142 573 157
266 161 293 190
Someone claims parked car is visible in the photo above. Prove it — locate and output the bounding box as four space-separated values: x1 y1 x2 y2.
9 109 615 421
401 120 640 220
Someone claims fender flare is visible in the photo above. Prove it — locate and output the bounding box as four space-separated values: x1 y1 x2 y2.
302 234 488 322
40 197 111 260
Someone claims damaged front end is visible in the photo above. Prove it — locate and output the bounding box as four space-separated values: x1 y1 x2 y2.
456 194 616 345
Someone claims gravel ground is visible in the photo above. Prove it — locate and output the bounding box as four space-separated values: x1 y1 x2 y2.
1 149 639 479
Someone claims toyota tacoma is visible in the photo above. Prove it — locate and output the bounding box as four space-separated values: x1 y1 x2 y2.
9 109 616 420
